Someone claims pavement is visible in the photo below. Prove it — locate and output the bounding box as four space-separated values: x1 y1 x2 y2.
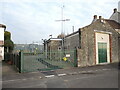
1 61 119 88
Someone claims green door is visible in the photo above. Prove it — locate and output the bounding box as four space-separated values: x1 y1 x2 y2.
98 42 107 63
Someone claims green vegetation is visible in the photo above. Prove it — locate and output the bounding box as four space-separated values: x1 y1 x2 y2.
4 31 14 53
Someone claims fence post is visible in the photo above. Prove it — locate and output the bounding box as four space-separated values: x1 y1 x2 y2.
19 51 23 73
74 48 78 67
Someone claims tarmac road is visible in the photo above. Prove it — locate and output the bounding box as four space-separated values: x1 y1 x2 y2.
2 62 119 88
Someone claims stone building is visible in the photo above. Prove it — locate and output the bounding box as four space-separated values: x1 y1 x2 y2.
77 16 119 67
64 8 120 67
44 38 62 59
0 24 6 61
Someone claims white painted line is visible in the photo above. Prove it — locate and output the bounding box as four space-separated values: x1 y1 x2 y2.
58 73 67 76
87 70 93 72
45 75 55 78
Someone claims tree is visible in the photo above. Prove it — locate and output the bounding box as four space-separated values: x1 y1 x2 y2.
4 31 14 53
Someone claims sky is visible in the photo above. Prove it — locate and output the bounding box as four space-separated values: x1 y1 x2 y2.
0 0 119 44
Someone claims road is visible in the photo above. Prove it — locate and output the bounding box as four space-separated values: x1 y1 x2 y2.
2 62 119 88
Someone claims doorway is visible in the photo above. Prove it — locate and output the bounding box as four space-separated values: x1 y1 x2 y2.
98 42 107 63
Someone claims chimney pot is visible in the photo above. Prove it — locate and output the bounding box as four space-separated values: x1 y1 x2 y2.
114 8 117 13
99 16 102 20
94 15 97 19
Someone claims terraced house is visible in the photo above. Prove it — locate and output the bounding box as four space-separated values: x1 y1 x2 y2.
0 24 6 61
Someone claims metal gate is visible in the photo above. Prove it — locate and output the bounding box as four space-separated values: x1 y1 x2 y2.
20 50 77 73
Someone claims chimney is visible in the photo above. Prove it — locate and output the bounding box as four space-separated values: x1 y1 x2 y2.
92 15 97 23
99 16 102 20
94 15 97 20
114 8 117 13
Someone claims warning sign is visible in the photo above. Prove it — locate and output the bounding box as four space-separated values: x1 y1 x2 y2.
63 57 67 61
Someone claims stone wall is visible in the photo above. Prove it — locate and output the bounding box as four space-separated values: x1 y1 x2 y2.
64 31 80 50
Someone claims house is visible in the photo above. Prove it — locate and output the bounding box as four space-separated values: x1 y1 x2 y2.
0 24 6 61
64 8 120 67
109 8 120 33
44 38 62 59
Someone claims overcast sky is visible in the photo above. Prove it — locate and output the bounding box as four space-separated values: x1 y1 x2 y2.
0 0 119 44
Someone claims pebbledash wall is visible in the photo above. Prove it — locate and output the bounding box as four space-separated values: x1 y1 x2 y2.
0 24 6 61
77 19 119 67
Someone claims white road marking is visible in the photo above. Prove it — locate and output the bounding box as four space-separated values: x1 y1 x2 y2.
58 73 67 76
87 70 93 72
45 75 55 78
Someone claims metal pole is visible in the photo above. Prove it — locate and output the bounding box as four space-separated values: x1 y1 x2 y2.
61 5 64 34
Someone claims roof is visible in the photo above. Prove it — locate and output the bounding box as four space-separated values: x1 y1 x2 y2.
109 10 120 24
46 38 62 43
105 19 120 29
0 24 6 28
65 30 79 38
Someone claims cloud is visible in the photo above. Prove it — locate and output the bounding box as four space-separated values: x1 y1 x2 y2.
0 0 119 44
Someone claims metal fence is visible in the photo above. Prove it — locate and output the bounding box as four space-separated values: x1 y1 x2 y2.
20 49 77 73
5 49 77 73
12 53 21 72
4 52 21 72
